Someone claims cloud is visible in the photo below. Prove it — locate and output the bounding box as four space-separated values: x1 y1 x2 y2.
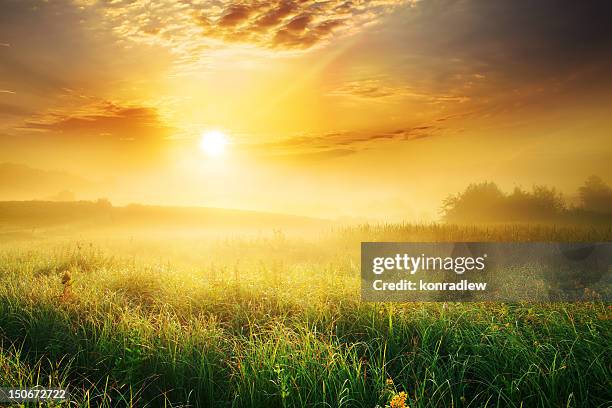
193 0 413 50
81 0 414 53
22 100 173 141
247 125 437 159
218 4 259 27
329 78 470 104
253 2 298 30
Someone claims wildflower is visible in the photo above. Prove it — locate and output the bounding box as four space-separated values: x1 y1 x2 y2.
386 378 394 386
389 391 408 408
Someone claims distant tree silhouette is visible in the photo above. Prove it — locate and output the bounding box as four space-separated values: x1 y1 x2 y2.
442 182 567 224
95 198 112 208
506 185 565 221
578 176 612 214
442 182 505 223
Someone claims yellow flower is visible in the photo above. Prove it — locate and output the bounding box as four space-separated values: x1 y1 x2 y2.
389 391 408 408
386 378 394 386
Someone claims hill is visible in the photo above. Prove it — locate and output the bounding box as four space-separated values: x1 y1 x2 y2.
0 162 94 200
0 200 329 232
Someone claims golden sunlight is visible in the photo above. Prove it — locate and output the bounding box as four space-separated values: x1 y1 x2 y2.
200 130 228 157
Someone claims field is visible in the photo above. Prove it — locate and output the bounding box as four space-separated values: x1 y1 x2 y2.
0 224 611 407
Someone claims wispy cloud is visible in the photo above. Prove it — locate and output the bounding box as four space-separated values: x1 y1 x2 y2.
328 78 470 104
245 124 438 160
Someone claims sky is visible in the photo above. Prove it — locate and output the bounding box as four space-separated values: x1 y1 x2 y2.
1 0 611 220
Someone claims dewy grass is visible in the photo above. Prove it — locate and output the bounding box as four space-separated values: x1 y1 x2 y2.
0 224 610 407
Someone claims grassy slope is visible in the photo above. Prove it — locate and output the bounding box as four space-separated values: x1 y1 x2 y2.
0 225 610 407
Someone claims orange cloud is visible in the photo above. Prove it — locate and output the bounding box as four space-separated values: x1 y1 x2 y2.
23 101 173 142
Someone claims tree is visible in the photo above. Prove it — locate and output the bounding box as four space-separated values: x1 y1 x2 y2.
442 182 505 223
95 198 112 209
442 182 565 223
578 176 612 214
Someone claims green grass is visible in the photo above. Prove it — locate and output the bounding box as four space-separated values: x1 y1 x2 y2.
0 224 610 407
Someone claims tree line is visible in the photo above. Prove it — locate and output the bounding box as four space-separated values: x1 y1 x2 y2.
442 176 612 224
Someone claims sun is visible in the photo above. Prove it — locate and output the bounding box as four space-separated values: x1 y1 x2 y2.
200 130 228 156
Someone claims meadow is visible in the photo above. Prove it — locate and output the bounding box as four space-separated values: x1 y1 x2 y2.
0 224 610 407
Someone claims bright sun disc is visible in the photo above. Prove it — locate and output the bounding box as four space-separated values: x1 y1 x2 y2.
200 130 228 156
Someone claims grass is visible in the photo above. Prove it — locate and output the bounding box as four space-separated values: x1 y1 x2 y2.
0 224 610 407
